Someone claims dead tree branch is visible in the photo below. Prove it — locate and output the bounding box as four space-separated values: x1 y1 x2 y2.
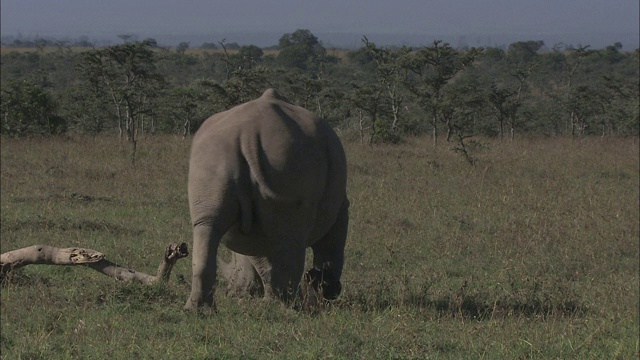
1 243 189 285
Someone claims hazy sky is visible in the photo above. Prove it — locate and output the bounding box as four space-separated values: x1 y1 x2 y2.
1 0 638 47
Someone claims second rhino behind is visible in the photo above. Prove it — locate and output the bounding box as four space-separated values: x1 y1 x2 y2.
184 88 349 310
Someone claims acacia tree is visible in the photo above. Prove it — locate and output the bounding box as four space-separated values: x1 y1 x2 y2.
277 29 327 71
58 84 111 135
507 40 544 64
362 37 411 140
560 85 606 137
403 41 482 146
78 40 165 162
176 42 190 54
166 85 210 138
215 40 269 105
347 82 387 144
273 29 335 117
236 45 264 69
488 83 516 139
0 80 65 136
505 63 535 140
277 70 327 111
545 46 595 137
597 75 640 136
444 79 487 164
442 78 486 140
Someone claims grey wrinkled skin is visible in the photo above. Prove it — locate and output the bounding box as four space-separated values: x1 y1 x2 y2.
184 89 349 310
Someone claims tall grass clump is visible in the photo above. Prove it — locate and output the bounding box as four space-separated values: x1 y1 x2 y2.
1 135 638 359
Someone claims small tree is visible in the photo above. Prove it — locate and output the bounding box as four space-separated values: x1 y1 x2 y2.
277 29 327 71
216 40 270 106
545 46 594 137
237 45 264 69
444 79 487 165
488 83 515 139
564 85 604 136
602 42 623 64
58 84 111 135
0 80 66 136
403 41 482 146
507 40 544 64
166 85 209 138
362 37 411 139
347 82 387 144
144 38 159 48
78 40 165 163
505 63 535 140
597 75 640 136
34 39 48 54
177 42 190 54
276 71 324 110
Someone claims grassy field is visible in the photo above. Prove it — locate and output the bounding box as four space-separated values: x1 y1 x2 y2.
1 134 638 359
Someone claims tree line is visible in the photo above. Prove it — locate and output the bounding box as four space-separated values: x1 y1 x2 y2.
1 29 638 145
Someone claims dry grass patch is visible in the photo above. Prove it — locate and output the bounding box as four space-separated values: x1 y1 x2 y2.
1 135 638 358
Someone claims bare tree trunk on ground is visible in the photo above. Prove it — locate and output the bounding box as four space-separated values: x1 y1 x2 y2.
1 243 188 285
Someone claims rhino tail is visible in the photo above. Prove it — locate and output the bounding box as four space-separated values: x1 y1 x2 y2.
240 134 293 202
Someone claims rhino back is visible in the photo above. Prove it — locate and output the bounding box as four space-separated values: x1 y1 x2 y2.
189 89 347 252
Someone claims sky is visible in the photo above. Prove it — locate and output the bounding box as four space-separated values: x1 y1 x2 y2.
1 0 638 48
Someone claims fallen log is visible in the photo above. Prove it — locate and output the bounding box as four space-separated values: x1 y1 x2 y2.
0 243 189 285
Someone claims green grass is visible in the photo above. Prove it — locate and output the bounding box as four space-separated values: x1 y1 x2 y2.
1 135 638 359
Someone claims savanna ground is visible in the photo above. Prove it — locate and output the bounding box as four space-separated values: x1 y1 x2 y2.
1 134 638 359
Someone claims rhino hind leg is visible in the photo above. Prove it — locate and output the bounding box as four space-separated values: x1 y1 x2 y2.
249 246 306 303
310 199 349 300
219 252 264 297
184 187 241 310
304 265 342 300
184 224 221 310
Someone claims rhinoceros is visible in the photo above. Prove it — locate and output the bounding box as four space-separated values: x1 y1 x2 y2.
184 89 349 310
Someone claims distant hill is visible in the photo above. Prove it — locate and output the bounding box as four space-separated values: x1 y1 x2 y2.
2 30 638 50
136 31 640 50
